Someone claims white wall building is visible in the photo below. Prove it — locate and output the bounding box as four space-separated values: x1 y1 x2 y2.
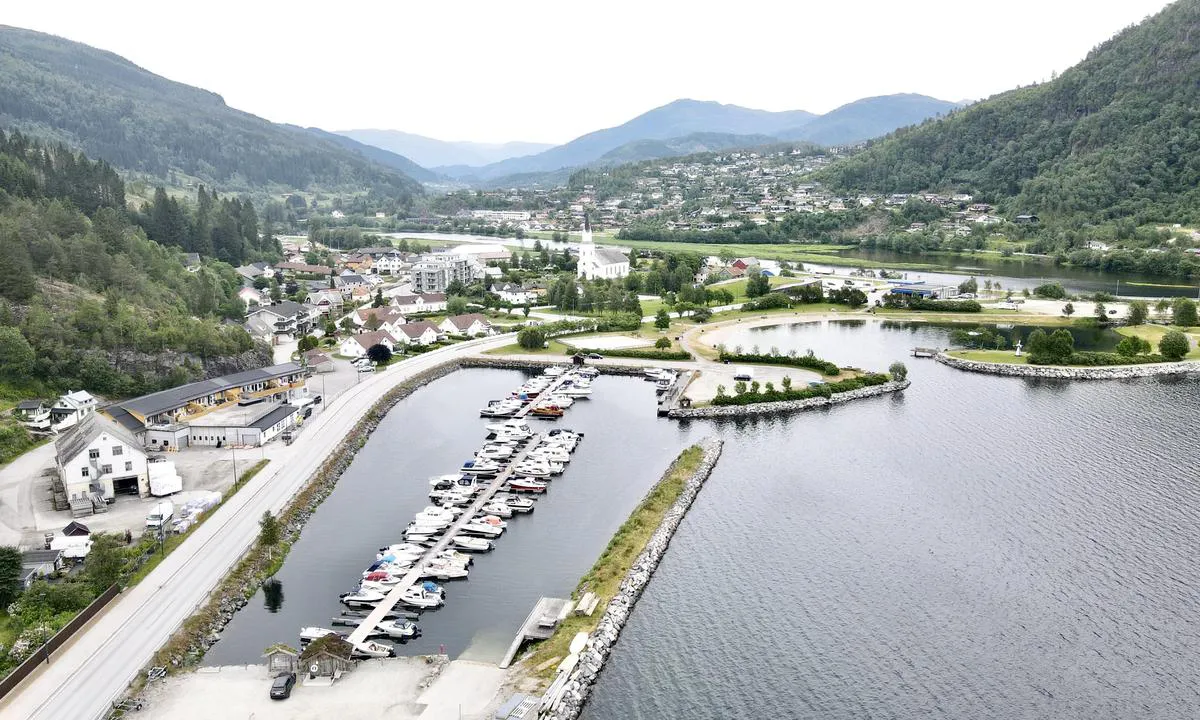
56 415 150 501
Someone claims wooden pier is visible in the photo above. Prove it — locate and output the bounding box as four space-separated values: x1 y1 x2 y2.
499 596 571 669
657 370 697 416
911 347 939 358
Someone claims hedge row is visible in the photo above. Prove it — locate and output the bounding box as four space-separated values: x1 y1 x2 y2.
712 373 890 406
718 351 840 376
570 346 692 361
1029 351 1166 366
907 298 983 312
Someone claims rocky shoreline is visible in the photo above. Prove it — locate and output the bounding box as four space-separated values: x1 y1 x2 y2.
936 353 1200 379
543 437 724 720
668 380 909 418
461 356 648 376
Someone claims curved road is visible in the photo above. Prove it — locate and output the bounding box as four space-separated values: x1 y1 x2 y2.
0 334 515 720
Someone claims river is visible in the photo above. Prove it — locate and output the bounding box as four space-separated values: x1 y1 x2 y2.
582 318 1200 719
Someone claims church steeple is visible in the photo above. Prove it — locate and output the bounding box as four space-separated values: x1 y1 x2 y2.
577 217 594 279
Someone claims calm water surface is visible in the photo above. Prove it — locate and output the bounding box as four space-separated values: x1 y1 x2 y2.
584 319 1200 720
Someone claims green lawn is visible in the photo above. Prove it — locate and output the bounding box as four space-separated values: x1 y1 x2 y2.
1116 324 1200 358
484 339 575 356
947 349 1029 364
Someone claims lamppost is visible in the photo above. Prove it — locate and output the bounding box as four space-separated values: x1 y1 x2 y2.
157 522 166 557
231 444 239 488
38 590 49 664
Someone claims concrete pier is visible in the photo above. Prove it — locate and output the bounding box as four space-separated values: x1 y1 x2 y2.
499 597 571 669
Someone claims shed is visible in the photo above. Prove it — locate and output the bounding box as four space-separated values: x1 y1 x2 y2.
299 634 355 682
263 644 299 676
62 521 91 537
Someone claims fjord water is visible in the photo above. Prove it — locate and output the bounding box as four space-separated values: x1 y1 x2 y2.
205 369 703 665
584 319 1200 719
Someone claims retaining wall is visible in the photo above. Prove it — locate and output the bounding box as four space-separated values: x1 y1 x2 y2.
668 380 909 418
935 353 1200 379
544 437 724 720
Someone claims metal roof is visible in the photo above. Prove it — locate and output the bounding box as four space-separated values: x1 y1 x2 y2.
249 404 298 430
113 364 304 419
55 415 144 466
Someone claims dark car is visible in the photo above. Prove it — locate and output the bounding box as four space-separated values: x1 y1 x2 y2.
312 395 323 405
587 353 604 360
270 672 295 700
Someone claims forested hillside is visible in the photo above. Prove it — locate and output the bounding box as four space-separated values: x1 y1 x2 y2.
818 0 1200 227
0 26 424 203
0 131 267 402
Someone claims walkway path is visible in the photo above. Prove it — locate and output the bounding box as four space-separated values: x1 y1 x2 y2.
0 442 55 546
0 334 515 720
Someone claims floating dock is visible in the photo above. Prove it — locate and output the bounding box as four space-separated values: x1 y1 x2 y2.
911 347 939 358
499 596 571 669
657 370 697 416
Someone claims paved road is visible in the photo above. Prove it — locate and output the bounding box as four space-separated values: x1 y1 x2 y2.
0 443 55 547
0 334 514 720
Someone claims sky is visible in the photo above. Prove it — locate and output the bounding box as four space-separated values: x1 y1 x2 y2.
3 0 1175 145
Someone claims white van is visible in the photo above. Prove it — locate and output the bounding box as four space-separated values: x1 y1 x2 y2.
146 501 174 530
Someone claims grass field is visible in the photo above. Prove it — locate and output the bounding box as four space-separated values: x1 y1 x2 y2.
1115 324 1200 358
947 349 1029 364
520 445 704 682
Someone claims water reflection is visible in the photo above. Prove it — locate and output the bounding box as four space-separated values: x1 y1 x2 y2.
262 579 284 613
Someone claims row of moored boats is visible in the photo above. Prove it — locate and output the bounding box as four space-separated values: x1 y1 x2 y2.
299 366 594 659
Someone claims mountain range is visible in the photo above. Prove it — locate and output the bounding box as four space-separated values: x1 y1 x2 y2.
355 95 959 184
816 0 1200 227
0 25 424 200
334 129 554 170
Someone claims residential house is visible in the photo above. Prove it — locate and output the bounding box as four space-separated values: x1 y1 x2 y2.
56 415 150 502
339 330 397 359
21 549 64 588
13 400 51 433
342 254 375 273
276 262 336 277
349 307 407 335
235 261 273 282
301 349 335 373
182 253 202 271
373 253 407 275
493 283 536 305
50 391 97 431
243 314 276 345
392 321 440 346
334 273 370 297
245 302 317 340
305 289 344 317
390 293 448 315
438 313 494 338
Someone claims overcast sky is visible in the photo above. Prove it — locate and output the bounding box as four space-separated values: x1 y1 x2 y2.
4 0 1174 144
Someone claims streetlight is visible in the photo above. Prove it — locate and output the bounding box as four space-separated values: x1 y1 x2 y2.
231 445 239 488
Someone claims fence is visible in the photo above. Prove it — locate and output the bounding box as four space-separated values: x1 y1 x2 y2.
0 583 121 699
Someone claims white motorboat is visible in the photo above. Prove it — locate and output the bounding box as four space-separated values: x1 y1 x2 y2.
408 517 451 532
559 385 592 398
480 502 513 518
414 507 458 526
461 459 502 475
502 496 536 513
429 473 467 487
351 640 396 659
543 366 567 377
453 536 494 552
460 520 504 537
428 489 473 506
362 569 407 584
473 514 508 529
340 587 386 607
299 626 339 644
399 584 445 609
376 619 420 640
404 527 442 542
358 580 393 594
577 367 600 378
486 419 532 436
512 465 551 479
477 444 514 459
644 368 666 379
542 394 574 408
528 447 570 463
518 458 562 474
379 542 427 556
420 562 469 580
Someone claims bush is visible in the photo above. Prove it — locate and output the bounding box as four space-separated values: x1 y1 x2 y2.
1034 282 1067 299
827 287 867 307
517 327 547 350
572 347 691 361
889 361 908 381
907 298 982 312
711 373 890 406
745 292 790 310
1159 330 1190 361
1115 335 1152 357
718 350 840 376
654 337 671 349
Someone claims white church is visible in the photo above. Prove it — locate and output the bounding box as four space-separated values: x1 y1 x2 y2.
576 218 630 280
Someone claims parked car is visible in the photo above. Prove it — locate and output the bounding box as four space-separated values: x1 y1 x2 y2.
270 672 295 700
587 353 603 360
312 395 323 404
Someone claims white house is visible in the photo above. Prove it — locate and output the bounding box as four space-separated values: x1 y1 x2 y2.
493 283 536 305
305 289 344 316
344 306 407 335
576 220 629 280
56 415 150 502
373 253 407 275
339 330 397 359
390 293 448 315
393 321 440 346
438 314 494 338
50 391 97 431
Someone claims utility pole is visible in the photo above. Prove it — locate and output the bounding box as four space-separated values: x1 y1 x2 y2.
231 445 239 487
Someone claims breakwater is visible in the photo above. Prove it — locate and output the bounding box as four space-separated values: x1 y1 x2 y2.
936 353 1200 379
542 437 724 720
462 356 648 376
668 380 909 418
